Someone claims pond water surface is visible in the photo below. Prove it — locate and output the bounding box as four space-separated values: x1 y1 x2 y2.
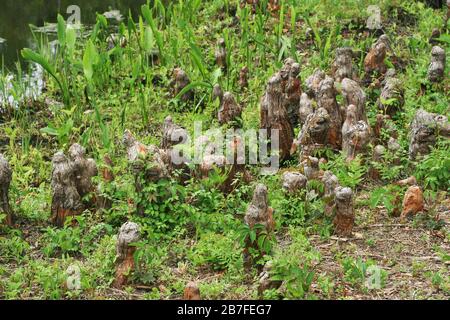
0 0 149 68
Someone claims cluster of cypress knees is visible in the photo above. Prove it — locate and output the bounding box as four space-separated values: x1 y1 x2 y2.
1 31 448 296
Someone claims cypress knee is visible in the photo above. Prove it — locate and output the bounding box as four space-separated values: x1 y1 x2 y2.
50 152 83 227
333 186 354 237
0 153 13 226
114 221 140 288
332 47 358 82
243 184 274 269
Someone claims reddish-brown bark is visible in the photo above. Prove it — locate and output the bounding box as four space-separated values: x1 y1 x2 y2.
0 153 13 226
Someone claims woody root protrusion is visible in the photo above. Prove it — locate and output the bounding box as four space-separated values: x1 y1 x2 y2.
377 69 404 116
216 90 243 126
281 171 307 194
243 184 274 269
260 59 300 161
123 130 169 216
183 282 201 300
341 78 367 123
322 171 339 216
258 260 282 297
332 47 358 83
171 67 194 102
215 38 227 71
427 46 445 83
408 109 450 160
51 144 97 227
0 153 13 226
341 104 370 162
197 134 251 194
333 186 354 237
364 35 389 78
114 221 140 288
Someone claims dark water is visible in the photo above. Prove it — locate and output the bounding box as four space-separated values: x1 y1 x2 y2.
0 0 148 68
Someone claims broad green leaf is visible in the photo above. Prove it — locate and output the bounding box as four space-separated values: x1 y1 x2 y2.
83 40 99 82
40 126 59 136
66 26 77 54
21 48 69 104
57 14 66 47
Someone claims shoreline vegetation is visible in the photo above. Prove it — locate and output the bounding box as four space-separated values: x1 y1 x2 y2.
0 0 449 300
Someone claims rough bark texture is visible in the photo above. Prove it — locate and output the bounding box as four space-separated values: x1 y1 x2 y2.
322 171 339 200
373 114 385 141
123 130 169 178
317 76 342 148
220 135 252 194
50 144 97 226
197 135 251 193
239 66 249 89
388 137 402 165
401 186 424 221
377 69 404 116
50 152 83 227
183 282 201 300
341 105 371 161
0 153 13 226
341 78 367 123
162 116 188 150
68 143 98 199
260 73 294 161
305 69 325 98
215 38 227 71
123 130 170 215
244 184 274 230
302 156 321 181
294 108 330 159
244 184 274 269
322 170 339 216
332 47 358 82
364 35 389 75
199 155 226 178
369 145 385 180
114 221 140 288
282 171 307 193
172 67 193 102
388 137 401 153
258 261 282 296
218 92 242 125
284 62 302 128
123 129 149 162
299 92 314 126
409 109 450 160
427 46 446 83
333 186 354 237
298 107 330 146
